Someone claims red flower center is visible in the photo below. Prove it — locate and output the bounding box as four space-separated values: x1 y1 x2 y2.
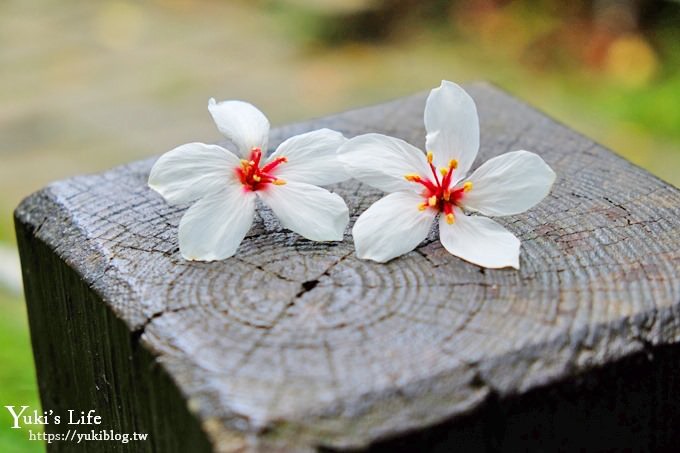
236 147 287 191
404 152 472 224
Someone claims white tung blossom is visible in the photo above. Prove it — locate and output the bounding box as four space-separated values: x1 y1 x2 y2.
338 81 556 268
149 99 350 261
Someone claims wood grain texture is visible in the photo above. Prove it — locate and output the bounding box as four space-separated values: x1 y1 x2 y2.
15 83 680 452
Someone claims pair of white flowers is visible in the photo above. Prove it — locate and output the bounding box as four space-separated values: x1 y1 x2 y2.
149 81 556 269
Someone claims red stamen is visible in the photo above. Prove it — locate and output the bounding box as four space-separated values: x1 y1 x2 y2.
261 156 287 173
237 148 288 191
250 147 262 167
429 161 441 186
404 153 470 216
419 178 438 193
441 168 452 190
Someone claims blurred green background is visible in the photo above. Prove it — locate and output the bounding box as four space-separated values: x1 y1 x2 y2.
1 0 679 451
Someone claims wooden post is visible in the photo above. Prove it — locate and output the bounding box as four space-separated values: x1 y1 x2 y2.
15 83 680 452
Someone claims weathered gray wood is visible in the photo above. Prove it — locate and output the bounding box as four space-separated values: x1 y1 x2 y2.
15 83 680 452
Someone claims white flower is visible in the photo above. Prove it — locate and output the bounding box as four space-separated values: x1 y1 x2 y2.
149 99 350 261
338 81 556 268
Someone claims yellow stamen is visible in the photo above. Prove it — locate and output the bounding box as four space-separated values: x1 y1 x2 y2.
240 159 250 168
446 213 455 224
443 190 451 201
417 202 427 211
426 151 434 164
463 181 473 192
440 167 448 176
428 195 437 207
252 174 261 182
272 179 287 185
449 159 458 169
404 173 421 182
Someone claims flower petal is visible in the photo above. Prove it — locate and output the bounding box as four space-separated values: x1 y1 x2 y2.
178 184 256 261
148 142 240 204
424 80 480 178
257 182 349 241
268 128 349 185
352 191 436 263
208 98 270 157
439 208 520 269
462 150 556 217
338 133 431 193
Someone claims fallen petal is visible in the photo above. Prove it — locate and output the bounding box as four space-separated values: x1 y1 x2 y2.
424 80 480 179
257 182 349 241
463 150 556 216
338 133 431 193
178 185 256 261
208 98 270 157
439 208 520 269
352 191 436 263
148 142 240 204
269 128 349 185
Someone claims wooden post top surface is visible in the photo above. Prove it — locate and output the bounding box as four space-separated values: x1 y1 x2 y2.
15 83 680 451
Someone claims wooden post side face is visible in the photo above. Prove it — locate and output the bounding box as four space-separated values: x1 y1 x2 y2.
15 216 213 452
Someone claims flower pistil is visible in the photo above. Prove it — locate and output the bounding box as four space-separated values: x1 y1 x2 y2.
406 151 472 224
237 147 287 191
